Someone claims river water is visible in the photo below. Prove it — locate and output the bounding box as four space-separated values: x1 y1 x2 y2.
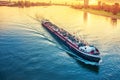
0 6 120 80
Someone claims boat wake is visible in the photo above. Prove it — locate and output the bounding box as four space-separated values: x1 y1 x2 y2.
28 15 101 66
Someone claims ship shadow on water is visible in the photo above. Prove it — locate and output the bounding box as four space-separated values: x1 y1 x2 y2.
66 52 99 73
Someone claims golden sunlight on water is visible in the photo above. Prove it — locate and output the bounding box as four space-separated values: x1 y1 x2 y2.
0 6 120 39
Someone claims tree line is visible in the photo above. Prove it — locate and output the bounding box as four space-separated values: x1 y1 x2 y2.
71 2 120 15
90 2 120 15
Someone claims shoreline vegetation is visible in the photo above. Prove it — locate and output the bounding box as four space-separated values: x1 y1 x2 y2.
71 3 120 19
0 1 120 19
81 8 120 19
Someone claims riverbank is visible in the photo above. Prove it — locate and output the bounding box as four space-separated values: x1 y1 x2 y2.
81 8 120 19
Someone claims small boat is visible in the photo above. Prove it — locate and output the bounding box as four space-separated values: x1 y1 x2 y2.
41 19 101 63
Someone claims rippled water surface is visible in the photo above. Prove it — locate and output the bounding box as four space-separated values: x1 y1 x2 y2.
0 6 120 80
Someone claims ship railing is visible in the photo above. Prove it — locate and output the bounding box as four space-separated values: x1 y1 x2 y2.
50 25 89 47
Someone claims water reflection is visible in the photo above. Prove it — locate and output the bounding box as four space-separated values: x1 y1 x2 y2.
83 11 88 23
111 17 117 27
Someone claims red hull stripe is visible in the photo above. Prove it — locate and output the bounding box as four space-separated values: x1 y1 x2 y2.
43 23 79 50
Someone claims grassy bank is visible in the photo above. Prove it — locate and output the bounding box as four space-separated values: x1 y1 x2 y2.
81 8 120 19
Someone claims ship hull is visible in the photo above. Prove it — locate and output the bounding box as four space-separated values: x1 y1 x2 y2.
41 22 101 63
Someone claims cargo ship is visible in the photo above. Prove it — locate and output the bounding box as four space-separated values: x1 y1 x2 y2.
41 19 101 63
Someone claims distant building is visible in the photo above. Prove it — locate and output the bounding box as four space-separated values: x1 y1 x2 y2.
98 1 102 9
84 0 89 8
98 1 101 6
